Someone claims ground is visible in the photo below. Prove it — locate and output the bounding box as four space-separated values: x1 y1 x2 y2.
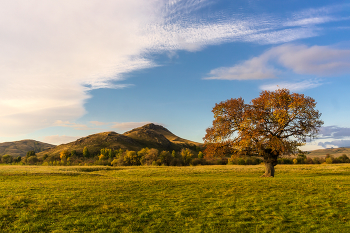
1 164 350 232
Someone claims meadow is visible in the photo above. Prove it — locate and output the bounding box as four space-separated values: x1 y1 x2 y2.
1 164 350 232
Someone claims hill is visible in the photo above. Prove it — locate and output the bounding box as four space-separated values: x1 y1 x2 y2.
0 140 54 157
37 123 202 157
307 147 350 158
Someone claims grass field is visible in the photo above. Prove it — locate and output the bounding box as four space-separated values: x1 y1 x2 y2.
1 164 350 232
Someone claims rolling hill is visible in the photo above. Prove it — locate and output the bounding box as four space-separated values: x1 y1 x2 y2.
37 123 202 157
306 147 350 158
0 140 54 157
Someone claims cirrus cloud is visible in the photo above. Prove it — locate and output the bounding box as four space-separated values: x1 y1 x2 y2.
0 1 348 137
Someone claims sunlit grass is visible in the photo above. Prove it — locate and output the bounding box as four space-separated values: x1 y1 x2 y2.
1 164 350 232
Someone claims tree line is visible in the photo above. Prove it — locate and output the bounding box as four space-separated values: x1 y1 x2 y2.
0 148 349 166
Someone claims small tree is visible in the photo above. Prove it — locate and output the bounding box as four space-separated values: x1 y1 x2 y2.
1 154 13 164
140 148 158 165
83 147 90 158
71 150 77 157
198 151 204 159
171 150 176 158
159 151 172 165
204 89 323 177
123 150 141 166
181 148 193 165
26 150 36 157
60 150 70 160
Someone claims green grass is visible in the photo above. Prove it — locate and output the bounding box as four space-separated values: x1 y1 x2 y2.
1 164 350 232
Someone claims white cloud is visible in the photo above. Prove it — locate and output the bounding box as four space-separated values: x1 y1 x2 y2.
207 44 350 80
207 53 277 80
42 135 81 145
90 121 109 126
0 1 348 137
283 16 335 27
53 121 91 130
318 126 350 139
260 80 323 92
318 140 350 148
299 126 350 149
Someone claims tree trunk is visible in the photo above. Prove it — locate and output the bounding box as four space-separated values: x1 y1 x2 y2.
261 162 275 177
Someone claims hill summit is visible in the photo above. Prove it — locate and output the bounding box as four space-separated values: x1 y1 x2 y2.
37 123 202 157
0 140 54 157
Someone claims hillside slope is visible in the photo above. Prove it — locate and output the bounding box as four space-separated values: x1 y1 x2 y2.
0 140 54 157
37 123 202 157
307 147 350 158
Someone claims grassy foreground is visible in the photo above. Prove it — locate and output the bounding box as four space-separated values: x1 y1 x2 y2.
1 165 350 232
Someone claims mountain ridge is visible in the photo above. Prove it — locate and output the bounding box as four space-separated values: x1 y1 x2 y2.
36 123 202 157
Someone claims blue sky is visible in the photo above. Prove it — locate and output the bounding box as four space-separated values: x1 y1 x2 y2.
1 0 350 150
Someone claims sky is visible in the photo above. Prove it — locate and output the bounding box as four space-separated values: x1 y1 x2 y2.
1 0 350 151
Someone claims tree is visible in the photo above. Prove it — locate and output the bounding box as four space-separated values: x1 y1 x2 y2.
83 147 90 158
71 150 77 157
198 151 204 159
204 89 323 177
123 150 141 166
26 150 36 157
60 150 70 160
1 154 13 164
181 148 193 165
159 151 172 165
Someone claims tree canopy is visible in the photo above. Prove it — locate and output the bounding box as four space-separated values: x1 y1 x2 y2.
204 89 323 177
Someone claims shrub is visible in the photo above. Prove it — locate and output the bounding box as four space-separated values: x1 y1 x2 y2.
237 158 246 165
198 151 204 159
140 148 158 165
278 158 293 164
227 157 237 165
305 157 314 164
83 147 90 158
325 158 333 164
339 154 350 163
159 151 172 166
181 148 193 166
26 151 36 157
1 154 13 164
111 159 118 166
123 150 141 166
169 158 183 166
190 158 206 166
60 150 70 160
27 156 38 165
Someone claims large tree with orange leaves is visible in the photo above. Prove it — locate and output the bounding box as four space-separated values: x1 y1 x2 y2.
204 89 323 177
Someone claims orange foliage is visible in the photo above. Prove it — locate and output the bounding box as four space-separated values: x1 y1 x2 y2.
203 142 233 158
203 89 323 161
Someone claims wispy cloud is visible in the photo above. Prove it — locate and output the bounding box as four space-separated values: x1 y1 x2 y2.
90 121 110 126
0 1 348 137
54 121 91 130
42 135 81 145
206 44 350 80
260 80 323 92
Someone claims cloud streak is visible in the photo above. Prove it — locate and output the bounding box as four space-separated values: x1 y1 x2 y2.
260 80 323 92
42 135 81 145
207 44 350 80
